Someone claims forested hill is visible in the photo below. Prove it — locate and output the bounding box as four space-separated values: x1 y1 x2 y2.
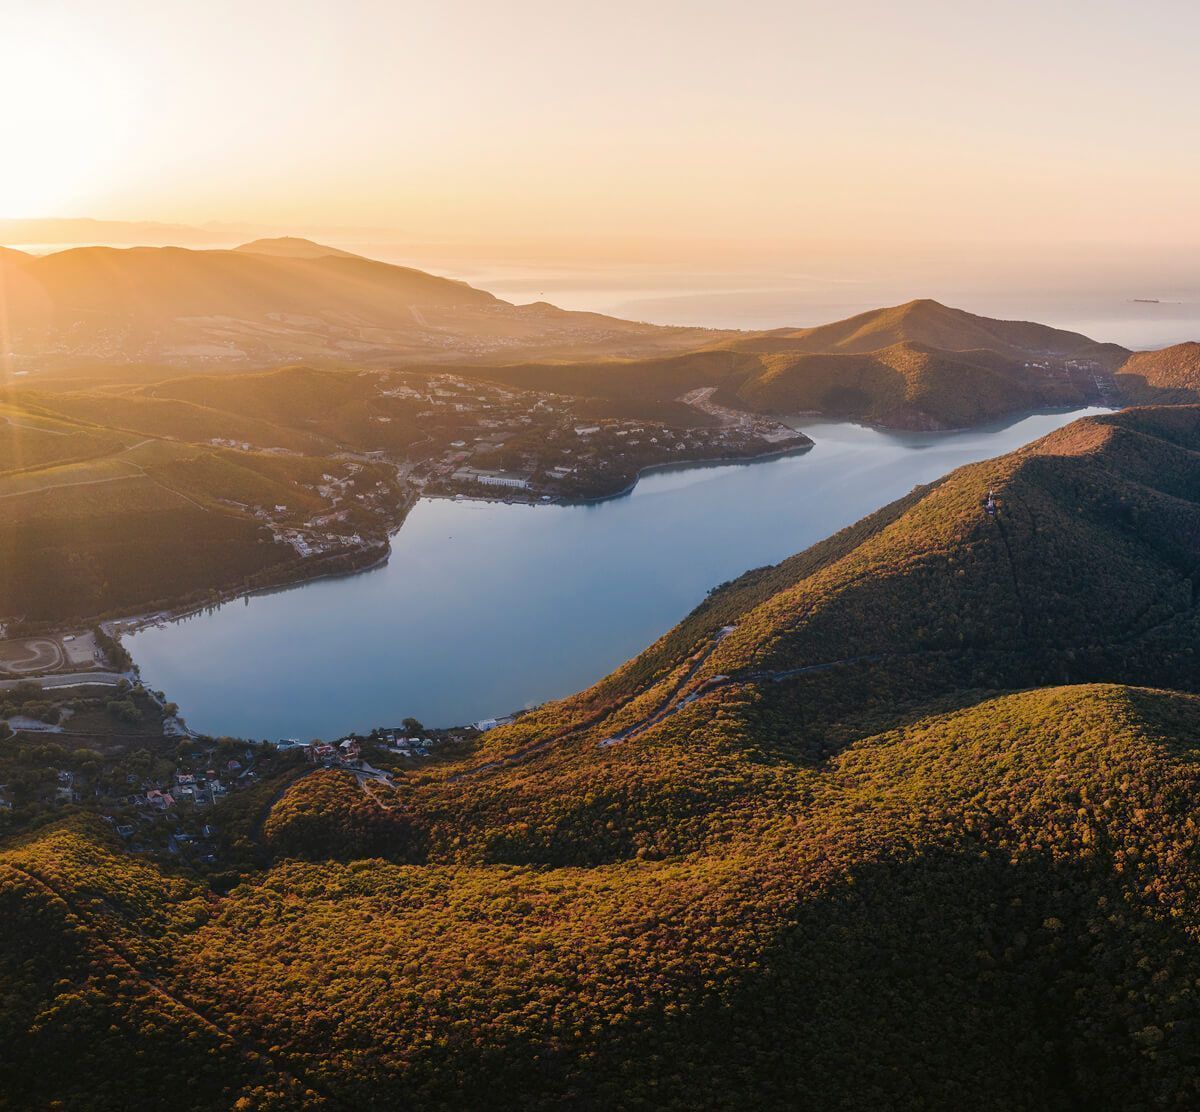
449 299 1134 430
1116 341 1200 404
421 404 1200 787
8 406 1200 1109
722 296 1128 363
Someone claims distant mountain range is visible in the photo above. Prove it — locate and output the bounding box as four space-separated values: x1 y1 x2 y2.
3 238 1198 431
231 236 366 260
449 297 1140 429
0 238 718 368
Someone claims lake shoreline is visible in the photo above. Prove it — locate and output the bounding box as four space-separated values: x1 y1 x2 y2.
101 440 815 645
126 406 1111 741
63 403 1112 655
428 438 816 510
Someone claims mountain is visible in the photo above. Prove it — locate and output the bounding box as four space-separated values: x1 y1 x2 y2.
7 405 1200 1108
0 243 718 370
232 236 364 260
0 216 217 246
730 340 1077 427
450 300 1134 429
715 299 1131 427
1 248 1167 431
725 297 1129 364
1116 341 1200 404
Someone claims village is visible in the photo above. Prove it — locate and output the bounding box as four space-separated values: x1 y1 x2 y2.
0 663 486 872
392 371 811 503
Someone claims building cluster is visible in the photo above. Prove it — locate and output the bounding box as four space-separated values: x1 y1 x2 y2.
142 762 242 811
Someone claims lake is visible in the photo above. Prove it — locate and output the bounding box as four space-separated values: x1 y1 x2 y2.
128 407 1109 740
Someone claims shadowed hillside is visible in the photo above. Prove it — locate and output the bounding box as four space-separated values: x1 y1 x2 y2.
448 300 1132 429
7 406 1200 1108
724 297 1129 363
1117 342 1200 404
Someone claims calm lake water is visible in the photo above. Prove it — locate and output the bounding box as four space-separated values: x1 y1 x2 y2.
128 408 1108 740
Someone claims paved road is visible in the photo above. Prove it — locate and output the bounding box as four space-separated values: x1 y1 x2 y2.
0 670 129 691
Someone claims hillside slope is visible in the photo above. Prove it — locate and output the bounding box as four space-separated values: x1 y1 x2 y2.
450 300 1132 429
724 297 1128 363
231 236 364 260
1117 342 1200 404
7 406 1200 1108
0 242 718 370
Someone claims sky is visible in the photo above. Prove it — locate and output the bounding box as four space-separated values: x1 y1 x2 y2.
2 0 1199 261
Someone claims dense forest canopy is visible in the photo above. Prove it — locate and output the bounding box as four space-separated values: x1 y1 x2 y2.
5 405 1200 1108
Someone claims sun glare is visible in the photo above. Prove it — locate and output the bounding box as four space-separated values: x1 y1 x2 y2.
0 15 134 218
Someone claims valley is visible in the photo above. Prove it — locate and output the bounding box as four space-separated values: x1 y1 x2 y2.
6 242 1200 1111
10 5 1200 1108
0 256 1177 635
7 404 1200 1109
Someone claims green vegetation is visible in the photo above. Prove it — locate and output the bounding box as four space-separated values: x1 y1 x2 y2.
5 406 1200 1107
451 299 1131 430
1117 342 1200 404
0 384 407 624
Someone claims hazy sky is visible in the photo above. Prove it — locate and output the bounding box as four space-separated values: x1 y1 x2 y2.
4 0 1198 254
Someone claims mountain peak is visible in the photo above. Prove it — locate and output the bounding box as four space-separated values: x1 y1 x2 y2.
232 236 363 260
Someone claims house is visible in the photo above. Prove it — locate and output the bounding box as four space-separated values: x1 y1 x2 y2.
453 468 532 490
146 789 175 809
306 743 338 763
339 738 362 760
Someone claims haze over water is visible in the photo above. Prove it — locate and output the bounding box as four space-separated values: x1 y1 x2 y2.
130 408 1110 740
364 249 1200 352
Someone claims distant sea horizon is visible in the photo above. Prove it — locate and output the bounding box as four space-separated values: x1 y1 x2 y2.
12 239 1199 351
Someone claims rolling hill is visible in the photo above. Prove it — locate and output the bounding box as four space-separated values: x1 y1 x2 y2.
0 386 409 623
1116 341 1200 404
6 406 1200 1108
5 239 1180 433
448 299 1133 429
0 242 718 370
723 297 1129 363
231 236 365 260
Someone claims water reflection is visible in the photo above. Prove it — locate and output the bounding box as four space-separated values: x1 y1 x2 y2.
128 407 1110 739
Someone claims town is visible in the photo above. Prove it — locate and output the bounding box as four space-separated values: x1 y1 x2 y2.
378 370 811 503
0 664 482 875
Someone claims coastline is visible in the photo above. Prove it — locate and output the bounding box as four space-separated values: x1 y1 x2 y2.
99 490 419 642
427 437 815 510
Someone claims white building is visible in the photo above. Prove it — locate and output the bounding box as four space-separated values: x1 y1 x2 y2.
454 469 531 490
